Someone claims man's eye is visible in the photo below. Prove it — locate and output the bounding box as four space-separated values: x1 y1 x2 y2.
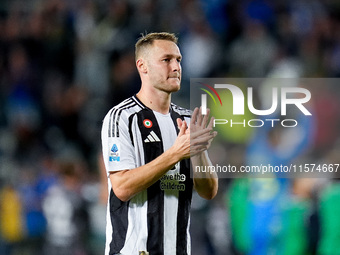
163 59 170 62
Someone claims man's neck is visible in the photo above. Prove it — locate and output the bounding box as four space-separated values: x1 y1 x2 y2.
136 86 171 115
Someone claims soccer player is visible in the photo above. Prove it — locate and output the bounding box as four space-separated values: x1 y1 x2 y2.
101 32 218 255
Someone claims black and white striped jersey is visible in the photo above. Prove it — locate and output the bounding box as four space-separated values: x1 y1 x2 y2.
101 95 193 255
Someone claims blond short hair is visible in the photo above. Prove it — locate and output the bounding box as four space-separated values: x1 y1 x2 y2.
135 32 178 60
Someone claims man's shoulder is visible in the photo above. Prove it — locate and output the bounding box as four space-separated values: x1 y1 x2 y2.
171 103 192 118
107 96 145 118
102 96 145 137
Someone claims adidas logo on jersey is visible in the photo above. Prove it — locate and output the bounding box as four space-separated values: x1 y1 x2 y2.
144 131 160 143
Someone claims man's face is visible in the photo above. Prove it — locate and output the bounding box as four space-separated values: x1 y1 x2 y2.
144 40 182 93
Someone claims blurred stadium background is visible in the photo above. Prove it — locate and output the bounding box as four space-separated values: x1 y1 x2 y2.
0 0 340 254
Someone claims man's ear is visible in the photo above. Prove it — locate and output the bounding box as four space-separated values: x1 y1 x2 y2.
136 58 147 74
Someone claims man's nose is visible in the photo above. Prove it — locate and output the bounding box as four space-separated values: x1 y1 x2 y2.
171 60 181 72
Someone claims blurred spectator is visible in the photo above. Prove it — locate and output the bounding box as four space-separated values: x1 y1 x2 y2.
228 84 315 255
42 157 89 255
317 180 340 255
0 184 24 255
312 85 340 158
180 1 222 80
228 19 277 77
317 143 340 255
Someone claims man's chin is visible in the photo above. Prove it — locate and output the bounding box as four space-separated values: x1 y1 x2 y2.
165 80 180 91
158 80 181 93
171 83 181 92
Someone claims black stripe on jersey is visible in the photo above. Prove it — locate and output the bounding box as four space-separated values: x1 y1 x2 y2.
108 98 139 138
170 109 193 254
113 100 135 137
108 189 129 254
147 181 164 253
114 101 136 137
128 113 137 147
137 109 165 253
108 108 115 138
108 98 133 137
176 159 192 254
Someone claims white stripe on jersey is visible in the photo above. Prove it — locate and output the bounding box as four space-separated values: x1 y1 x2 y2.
150 131 161 142
153 111 179 253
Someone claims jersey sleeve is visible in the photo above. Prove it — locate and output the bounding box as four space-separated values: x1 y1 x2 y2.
101 109 136 176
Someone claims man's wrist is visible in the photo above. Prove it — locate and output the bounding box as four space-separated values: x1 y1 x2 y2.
165 147 182 165
191 151 205 162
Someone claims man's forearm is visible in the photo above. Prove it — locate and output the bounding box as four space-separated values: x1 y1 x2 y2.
109 121 192 202
192 151 218 200
109 148 181 202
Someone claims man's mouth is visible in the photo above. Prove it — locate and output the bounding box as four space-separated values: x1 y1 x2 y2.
168 75 180 80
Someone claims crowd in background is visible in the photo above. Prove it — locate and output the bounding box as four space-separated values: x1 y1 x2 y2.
0 0 340 254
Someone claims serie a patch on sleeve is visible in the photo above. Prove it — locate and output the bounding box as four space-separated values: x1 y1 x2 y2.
109 143 121 162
